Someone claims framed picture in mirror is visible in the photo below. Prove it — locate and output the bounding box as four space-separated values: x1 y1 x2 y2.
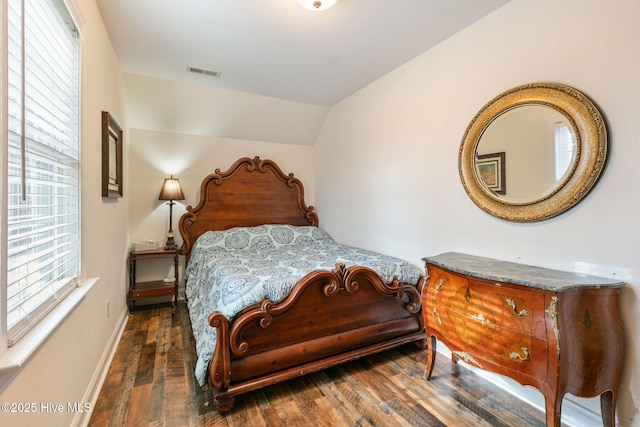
476 152 506 195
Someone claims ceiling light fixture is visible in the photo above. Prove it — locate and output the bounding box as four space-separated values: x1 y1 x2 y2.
297 0 337 11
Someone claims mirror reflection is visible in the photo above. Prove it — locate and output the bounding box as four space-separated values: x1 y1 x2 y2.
476 106 577 202
458 82 607 222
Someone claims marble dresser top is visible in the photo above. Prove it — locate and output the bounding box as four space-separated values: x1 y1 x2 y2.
423 252 624 292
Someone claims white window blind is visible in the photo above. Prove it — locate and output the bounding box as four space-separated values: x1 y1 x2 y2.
6 0 80 345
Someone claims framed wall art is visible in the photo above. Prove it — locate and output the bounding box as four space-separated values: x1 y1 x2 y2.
102 111 123 198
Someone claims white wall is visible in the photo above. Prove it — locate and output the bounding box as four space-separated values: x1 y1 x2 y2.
124 73 329 147
314 0 640 425
0 0 130 426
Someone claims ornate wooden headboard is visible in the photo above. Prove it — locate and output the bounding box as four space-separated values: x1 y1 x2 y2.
178 156 318 258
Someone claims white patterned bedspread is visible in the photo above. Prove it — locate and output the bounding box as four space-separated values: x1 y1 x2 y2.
185 224 423 386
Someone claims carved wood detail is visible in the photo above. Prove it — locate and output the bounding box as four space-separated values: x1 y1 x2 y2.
225 264 423 356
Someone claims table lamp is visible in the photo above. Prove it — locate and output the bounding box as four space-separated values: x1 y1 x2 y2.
158 175 185 250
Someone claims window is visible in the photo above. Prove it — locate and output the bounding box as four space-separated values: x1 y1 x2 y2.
4 0 80 345
554 124 574 182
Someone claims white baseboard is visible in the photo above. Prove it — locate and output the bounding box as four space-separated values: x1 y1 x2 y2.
72 306 129 427
435 345 603 426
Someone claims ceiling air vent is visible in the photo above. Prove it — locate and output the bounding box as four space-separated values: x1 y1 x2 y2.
187 66 221 78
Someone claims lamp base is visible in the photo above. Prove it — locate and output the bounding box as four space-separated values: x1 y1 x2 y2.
164 231 178 251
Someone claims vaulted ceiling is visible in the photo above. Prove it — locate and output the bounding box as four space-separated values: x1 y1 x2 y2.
96 0 510 107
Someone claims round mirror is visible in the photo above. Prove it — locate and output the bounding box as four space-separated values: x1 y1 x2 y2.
459 82 607 222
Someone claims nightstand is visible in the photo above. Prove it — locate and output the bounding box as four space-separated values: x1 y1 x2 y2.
128 248 179 311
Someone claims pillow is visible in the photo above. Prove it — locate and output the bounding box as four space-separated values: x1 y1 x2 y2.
194 224 333 252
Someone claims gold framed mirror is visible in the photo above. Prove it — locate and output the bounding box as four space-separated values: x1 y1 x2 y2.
459 82 608 222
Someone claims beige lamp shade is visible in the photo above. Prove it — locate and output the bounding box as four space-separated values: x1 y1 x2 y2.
159 176 185 201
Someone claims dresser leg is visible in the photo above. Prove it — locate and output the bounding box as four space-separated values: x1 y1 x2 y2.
600 390 617 427
426 335 437 380
545 397 562 427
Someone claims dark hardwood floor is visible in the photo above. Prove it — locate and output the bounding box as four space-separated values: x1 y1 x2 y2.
89 302 548 426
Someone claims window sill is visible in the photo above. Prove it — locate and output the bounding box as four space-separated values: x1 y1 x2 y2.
0 277 99 394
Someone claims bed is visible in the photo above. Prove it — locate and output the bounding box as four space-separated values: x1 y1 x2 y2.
178 156 425 412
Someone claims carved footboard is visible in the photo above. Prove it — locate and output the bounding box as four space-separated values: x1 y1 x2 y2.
207 264 425 412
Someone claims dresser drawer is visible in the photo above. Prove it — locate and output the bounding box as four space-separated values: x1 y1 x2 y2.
449 334 548 380
424 266 548 376
426 267 547 339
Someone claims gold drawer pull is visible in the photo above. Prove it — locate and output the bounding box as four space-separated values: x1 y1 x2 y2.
432 307 443 326
509 347 530 361
505 298 529 317
435 277 446 292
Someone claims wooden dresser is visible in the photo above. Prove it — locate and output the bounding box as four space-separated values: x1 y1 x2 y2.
422 252 624 427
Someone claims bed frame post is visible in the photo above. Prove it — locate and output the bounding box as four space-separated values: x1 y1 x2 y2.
208 312 231 388
208 312 236 411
